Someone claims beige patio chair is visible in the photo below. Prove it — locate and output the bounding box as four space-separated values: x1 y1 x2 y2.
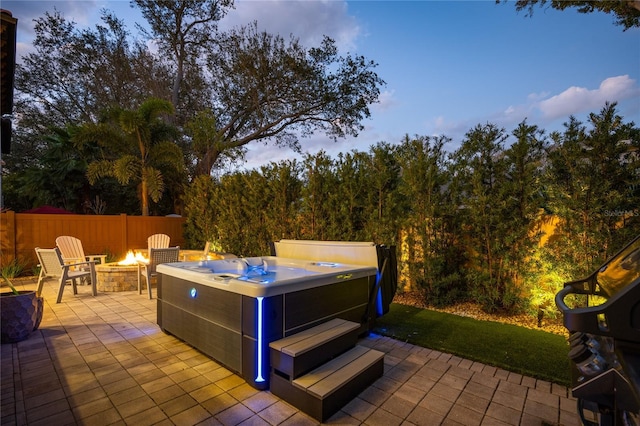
35 247 97 303
138 246 180 299
147 233 170 256
56 235 107 265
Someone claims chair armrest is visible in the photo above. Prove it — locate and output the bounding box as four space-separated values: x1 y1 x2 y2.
86 254 108 264
65 260 96 269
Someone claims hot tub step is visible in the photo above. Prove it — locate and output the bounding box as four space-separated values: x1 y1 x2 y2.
270 345 384 422
269 318 360 379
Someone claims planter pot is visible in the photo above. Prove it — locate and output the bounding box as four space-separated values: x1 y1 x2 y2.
1 291 44 343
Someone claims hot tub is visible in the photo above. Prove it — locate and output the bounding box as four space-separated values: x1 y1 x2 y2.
156 256 379 389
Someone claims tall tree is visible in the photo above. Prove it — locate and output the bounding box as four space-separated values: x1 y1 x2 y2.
10 9 172 188
15 10 171 129
300 151 335 240
133 0 233 121
207 171 267 256
75 98 185 216
329 151 370 241
259 161 303 241
363 142 402 244
397 135 463 302
184 175 219 248
195 23 384 176
450 123 525 312
502 121 548 314
544 103 640 276
497 0 640 30
185 110 245 176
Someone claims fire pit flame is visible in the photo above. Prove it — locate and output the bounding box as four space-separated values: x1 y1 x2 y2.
118 251 148 265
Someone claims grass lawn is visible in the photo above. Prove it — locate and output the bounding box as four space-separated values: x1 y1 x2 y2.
372 303 571 386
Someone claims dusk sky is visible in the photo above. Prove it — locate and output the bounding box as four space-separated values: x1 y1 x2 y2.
4 0 639 169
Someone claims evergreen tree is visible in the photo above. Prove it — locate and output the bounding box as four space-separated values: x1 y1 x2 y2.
451 123 524 312
184 175 219 248
330 151 371 241
397 135 464 303
259 160 303 242
363 142 402 244
300 152 336 240
543 103 640 277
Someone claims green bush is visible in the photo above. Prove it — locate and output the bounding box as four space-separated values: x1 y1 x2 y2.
467 271 525 314
419 272 466 307
1 258 27 279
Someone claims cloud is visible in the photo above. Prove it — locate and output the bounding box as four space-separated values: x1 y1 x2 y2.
4 0 126 60
5 0 361 54
537 75 639 120
7 0 361 64
371 90 396 113
454 75 640 136
426 115 475 143
3 0 99 35
220 0 360 52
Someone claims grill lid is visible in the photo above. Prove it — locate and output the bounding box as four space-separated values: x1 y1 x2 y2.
556 234 640 341
596 235 640 298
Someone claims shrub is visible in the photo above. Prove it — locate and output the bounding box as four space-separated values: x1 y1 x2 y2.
418 272 466 307
1 258 27 279
467 271 525 314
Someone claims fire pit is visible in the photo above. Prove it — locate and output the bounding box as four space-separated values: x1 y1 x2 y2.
95 251 148 292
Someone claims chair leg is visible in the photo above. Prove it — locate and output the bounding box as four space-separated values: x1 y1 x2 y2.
137 265 152 299
147 274 153 299
90 268 97 296
36 270 46 297
71 278 78 295
56 277 66 303
140 271 152 299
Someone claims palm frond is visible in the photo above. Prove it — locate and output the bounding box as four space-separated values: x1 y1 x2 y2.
86 159 115 185
143 166 165 202
72 122 124 149
119 110 143 135
138 97 174 122
113 155 141 184
149 141 185 170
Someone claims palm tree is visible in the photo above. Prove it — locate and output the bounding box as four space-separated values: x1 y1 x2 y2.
75 98 185 216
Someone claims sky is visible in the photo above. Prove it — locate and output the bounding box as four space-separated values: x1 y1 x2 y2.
3 0 640 169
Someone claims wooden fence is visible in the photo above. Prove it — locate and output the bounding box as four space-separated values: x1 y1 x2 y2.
1 211 187 270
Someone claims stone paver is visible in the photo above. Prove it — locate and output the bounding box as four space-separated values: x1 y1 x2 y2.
0 278 582 425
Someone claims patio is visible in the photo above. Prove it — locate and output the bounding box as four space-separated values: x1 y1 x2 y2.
1 278 583 426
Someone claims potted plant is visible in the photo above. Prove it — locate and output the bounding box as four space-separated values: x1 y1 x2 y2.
1 273 44 343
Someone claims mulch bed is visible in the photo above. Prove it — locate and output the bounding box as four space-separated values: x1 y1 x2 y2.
392 291 568 336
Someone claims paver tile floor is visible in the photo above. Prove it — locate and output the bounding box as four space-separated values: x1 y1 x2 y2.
1 279 584 425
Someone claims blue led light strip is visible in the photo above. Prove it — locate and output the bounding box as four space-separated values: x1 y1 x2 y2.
255 296 265 383
376 271 383 317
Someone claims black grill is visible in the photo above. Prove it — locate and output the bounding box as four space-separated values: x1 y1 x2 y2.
556 235 640 426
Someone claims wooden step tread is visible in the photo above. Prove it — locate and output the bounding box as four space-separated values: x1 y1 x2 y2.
292 346 384 399
269 318 359 357
292 345 369 389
